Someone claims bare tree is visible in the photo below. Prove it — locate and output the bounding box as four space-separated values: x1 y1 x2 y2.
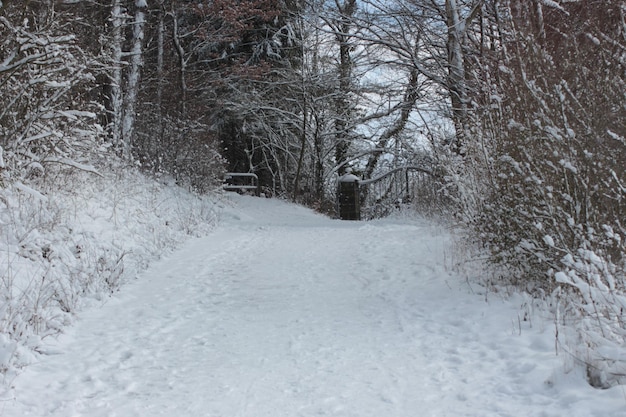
121 0 147 158
105 0 126 150
324 0 358 174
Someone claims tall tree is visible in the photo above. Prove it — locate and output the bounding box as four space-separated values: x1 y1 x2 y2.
121 0 148 158
106 0 126 150
324 0 358 175
443 0 482 155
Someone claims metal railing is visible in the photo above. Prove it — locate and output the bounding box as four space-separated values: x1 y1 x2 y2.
223 173 261 196
359 166 433 220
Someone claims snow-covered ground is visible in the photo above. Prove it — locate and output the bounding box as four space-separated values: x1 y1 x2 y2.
2 194 625 416
0 165 221 380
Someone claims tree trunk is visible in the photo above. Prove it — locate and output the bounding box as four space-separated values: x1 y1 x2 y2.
121 0 147 159
107 0 125 149
445 0 483 155
333 0 356 175
363 67 420 180
155 1 165 172
172 8 188 115
446 0 469 155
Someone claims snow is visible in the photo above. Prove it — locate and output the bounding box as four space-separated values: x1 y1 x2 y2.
539 0 568 13
543 234 555 247
608 129 626 145
2 194 625 416
559 159 578 174
13 181 48 202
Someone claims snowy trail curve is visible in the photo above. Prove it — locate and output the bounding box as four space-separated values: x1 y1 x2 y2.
3 195 625 416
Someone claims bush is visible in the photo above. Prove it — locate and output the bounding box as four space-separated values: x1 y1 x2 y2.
460 0 626 387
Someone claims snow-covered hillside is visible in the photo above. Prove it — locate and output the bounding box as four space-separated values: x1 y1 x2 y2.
0 164 222 384
2 194 624 416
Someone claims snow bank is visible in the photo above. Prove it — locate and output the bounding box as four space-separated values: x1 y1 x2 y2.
0 161 221 384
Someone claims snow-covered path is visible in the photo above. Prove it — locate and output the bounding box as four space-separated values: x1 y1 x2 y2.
3 196 624 416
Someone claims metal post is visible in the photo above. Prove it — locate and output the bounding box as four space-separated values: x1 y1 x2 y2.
338 169 361 220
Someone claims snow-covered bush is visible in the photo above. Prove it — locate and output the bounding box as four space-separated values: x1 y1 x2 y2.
134 111 226 194
459 1 626 388
0 9 100 189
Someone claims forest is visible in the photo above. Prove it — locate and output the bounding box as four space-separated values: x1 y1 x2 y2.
0 0 625 388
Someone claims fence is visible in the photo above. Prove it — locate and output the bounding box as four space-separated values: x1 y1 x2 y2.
358 166 435 220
